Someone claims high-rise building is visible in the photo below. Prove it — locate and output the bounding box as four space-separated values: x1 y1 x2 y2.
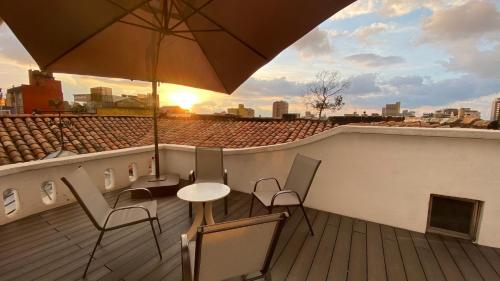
402 109 416 117
491 98 500 121
6 70 64 114
272 101 288 118
227 104 255 118
89 87 114 108
382 102 401 116
458 108 481 119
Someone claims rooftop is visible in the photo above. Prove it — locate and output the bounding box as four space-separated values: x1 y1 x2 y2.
2 188 499 281
0 115 333 166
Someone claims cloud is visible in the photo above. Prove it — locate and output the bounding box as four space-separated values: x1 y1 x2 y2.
387 75 425 87
443 45 500 79
346 73 381 96
345 53 406 67
350 74 500 110
0 25 36 66
353 22 393 44
235 77 306 98
333 0 470 20
419 1 500 78
421 1 500 43
333 0 377 20
293 28 332 59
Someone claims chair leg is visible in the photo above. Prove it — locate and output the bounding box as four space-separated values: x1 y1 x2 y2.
156 217 162 233
150 220 162 259
286 206 292 216
189 202 192 218
300 204 314 236
249 195 255 217
83 230 105 278
224 196 229 215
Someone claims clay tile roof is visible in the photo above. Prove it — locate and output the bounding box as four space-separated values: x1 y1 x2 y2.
0 115 335 167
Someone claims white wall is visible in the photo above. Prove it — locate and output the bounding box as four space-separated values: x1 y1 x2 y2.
1 126 500 247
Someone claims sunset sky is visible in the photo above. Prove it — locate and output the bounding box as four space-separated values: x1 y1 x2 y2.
0 0 499 117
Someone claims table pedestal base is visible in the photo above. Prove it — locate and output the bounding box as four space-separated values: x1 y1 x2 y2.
186 202 215 240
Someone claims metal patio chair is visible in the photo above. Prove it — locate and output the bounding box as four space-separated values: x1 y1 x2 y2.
249 154 321 236
188 146 229 217
61 167 162 278
181 212 288 281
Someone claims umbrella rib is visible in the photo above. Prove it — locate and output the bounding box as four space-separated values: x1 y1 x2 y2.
176 0 268 61
171 33 196 42
171 1 229 93
105 0 160 29
42 0 150 70
169 0 216 31
145 1 163 27
165 0 173 29
119 20 160 32
172 29 222 33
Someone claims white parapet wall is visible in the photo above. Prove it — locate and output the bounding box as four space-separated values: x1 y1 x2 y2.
1 125 500 247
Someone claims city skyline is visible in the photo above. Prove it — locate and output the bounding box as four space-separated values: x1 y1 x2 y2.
0 0 499 117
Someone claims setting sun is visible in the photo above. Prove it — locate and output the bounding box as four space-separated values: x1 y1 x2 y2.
165 90 199 109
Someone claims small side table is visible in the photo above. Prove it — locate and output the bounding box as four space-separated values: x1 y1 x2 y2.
177 182 230 240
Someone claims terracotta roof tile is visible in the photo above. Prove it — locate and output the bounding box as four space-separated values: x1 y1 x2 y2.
0 115 334 167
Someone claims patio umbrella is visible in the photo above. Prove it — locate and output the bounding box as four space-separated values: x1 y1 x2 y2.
0 0 354 181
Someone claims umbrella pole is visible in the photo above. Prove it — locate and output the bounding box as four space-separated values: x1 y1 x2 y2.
130 80 179 195
152 80 161 179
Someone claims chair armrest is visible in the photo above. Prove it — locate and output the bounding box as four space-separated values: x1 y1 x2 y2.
189 170 195 183
103 205 152 229
113 188 153 208
224 169 228 185
181 234 193 281
270 190 301 207
253 177 282 192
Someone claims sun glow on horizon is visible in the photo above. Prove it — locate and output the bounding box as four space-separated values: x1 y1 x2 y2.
164 90 199 110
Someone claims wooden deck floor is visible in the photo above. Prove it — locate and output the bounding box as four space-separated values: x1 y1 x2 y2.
1 189 500 281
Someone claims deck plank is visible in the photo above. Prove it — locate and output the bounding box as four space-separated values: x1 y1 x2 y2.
306 214 341 281
366 221 387 281
395 228 427 281
426 233 466 281
380 225 407 281
287 211 329 281
441 235 483 281
0 190 498 281
459 241 500 281
327 216 354 281
410 232 446 281
270 208 318 281
348 220 367 281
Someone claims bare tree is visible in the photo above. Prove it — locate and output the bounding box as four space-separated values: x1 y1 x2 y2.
304 71 350 118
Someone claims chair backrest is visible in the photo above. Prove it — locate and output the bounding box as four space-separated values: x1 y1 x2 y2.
61 167 111 230
193 212 288 281
283 154 321 201
195 146 224 183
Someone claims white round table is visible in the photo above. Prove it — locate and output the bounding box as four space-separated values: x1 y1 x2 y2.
177 182 230 240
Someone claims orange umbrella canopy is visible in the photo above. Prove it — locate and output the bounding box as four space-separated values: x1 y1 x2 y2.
0 0 354 94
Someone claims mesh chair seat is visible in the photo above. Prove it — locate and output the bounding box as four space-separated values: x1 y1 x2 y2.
61 167 163 278
249 154 321 236
181 213 288 281
254 190 301 206
104 200 158 229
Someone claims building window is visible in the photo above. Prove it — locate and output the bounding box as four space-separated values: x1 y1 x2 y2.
128 163 138 182
3 189 19 216
427 194 482 240
104 168 115 190
41 181 56 205
148 157 155 176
